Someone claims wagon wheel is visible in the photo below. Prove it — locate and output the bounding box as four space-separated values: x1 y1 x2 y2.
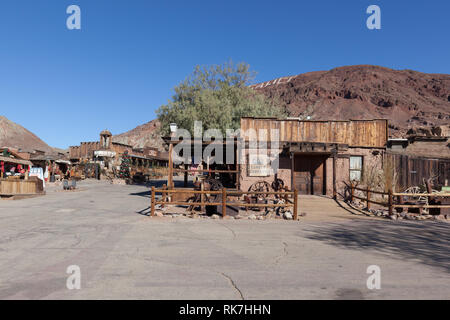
404 186 429 213
271 178 285 191
248 181 271 198
404 186 428 204
187 195 201 212
204 178 223 203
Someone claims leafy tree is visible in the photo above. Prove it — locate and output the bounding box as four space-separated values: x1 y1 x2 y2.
157 61 287 136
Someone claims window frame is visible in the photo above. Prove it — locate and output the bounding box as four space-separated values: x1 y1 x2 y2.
349 155 364 182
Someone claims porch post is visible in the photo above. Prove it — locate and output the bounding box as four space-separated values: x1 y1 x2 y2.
168 143 174 189
332 152 337 200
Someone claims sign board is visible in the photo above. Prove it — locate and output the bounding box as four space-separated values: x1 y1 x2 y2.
248 154 272 177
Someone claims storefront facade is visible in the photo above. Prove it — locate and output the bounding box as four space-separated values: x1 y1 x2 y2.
239 117 388 198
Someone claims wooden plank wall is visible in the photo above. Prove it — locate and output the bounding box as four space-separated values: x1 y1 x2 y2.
387 153 450 190
0 179 44 195
240 118 388 148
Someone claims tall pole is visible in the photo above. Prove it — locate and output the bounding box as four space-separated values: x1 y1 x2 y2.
332 153 337 200
168 143 174 189
293 189 298 220
151 186 155 216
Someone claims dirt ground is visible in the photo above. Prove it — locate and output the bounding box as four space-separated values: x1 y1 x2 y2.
0 179 449 299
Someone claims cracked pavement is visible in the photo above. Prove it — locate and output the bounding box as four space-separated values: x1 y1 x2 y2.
0 180 449 299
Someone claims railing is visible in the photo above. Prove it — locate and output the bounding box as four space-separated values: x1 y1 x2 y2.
150 187 298 220
348 183 450 215
172 168 241 189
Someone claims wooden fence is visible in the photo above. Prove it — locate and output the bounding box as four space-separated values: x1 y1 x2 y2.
150 187 298 219
348 183 450 215
0 178 45 196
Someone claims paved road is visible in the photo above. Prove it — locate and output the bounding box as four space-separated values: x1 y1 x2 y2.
0 180 449 299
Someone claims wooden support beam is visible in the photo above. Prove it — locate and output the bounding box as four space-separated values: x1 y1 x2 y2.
168 143 174 189
200 182 205 212
332 153 337 199
151 186 155 216
290 152 294 191
293 189 298 220
222 188 227 218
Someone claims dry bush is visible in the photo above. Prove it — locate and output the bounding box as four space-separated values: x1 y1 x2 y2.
361 156 398 192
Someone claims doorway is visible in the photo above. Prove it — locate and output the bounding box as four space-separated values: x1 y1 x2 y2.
293 154 327 195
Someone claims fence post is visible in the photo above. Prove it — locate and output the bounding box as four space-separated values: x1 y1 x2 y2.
222 188 227 218
200 182 205 212
293 189 298 220
162 183 167 208
388 189 393 215
398 195 404 214
151 186 155 216
367 190 371 210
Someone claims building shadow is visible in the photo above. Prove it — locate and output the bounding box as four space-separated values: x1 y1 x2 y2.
305 219 450 273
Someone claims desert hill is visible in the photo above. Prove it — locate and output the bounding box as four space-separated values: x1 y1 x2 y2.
113 119 166 151
0 116 54 153
251 65 450 137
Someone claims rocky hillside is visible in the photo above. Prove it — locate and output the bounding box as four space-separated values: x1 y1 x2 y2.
113 119 166 151
251 65 450 137
0 116 54 153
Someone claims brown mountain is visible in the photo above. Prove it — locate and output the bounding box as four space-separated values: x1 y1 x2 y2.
113 119 166 151
0 116 54 153
251 65 450 137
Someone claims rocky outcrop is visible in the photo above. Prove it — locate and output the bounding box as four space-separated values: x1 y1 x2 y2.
112 119 165 151
251 65 450 137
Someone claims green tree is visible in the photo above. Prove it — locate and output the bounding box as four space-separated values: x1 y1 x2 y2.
157 61 287 136
118 151 131 179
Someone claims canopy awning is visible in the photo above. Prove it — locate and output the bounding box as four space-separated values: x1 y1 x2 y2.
0 156 33 166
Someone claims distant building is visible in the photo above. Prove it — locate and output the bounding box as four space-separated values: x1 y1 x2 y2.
69 130 168 174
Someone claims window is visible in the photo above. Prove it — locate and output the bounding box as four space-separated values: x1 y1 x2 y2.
350 156 363 181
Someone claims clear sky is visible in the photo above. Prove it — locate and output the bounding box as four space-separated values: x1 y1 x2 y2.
1 0 449 149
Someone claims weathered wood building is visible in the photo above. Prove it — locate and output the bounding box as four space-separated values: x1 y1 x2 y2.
164 117 389 197
387 135 450 191
240 117 388 197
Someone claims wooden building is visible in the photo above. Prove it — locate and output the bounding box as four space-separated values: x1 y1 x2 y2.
164 117 389 198
240 117 388 197
69 130 168 178
0 147 44 198
387 135 450 191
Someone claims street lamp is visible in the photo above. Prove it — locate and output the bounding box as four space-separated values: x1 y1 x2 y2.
169 123 177 133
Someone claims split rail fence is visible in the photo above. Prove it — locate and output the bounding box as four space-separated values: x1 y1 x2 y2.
150 187 298 220
348 183 450 215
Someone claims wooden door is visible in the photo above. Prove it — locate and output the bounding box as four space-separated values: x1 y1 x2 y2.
294 155 326 195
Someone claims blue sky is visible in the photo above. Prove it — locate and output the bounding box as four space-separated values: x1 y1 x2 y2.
0 0 449 149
